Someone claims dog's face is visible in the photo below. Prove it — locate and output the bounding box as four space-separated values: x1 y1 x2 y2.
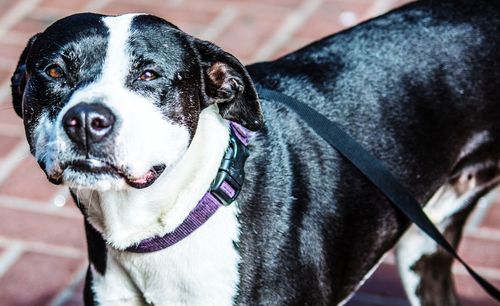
11 13 262 191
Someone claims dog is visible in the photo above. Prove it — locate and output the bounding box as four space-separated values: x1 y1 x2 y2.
10 0 500 305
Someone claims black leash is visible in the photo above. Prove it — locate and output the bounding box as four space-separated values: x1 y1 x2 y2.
257 86 500 302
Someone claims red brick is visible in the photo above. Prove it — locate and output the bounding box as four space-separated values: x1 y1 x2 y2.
181 0 293 14
480 202 500 230
183 0 303 9
0 207 86 249
0 135 21 158
458 235 500 269
39 0 87 11
109 0 297 13
0 157 62 202
455 274 500 306
0 1 18 19
0 0 19 14
215 10 289 63
0 65 17 82
293 1 373 42
0 104 23 126
100 2 217 24
272 37 314 60
3 31 40 46
395 0 414 8
97 3 217 35
0 251 84 306
174 1 294 62
241 0 302 7
0 42 25 62
9 14 57 34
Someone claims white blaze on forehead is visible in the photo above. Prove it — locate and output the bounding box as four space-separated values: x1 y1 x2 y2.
102 14 140 84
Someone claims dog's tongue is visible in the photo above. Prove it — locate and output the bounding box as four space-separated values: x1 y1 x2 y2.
126 165 165 189
129 170 155 185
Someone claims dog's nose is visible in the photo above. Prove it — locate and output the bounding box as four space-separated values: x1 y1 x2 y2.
62 103 115 147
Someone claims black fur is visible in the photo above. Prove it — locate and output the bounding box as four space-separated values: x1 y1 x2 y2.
11 1 500 305
11 34 39 117
239 0 500 303
128 14 262 133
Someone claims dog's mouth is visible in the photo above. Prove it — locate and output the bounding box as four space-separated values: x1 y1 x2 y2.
49 159 166 189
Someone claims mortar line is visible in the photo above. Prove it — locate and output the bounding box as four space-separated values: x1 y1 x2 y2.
50 262 88 306
0 237 84 259
167 0 185 8
0 0 42 38
0 79 13 105
0 241 24 278
362 0 404 20
0 0 42 106
453 264 500 280
199 6 239 42
1 30 32 43
0 123 24 137
84 0 111 12
251 0 323 62
0 194 81 219
0 141 29 184
468 228 500 241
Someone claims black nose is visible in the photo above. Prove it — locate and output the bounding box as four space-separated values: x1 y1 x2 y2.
62 103 115 148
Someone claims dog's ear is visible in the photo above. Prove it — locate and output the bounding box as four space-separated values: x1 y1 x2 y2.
11 33 39 118
193 39 263 131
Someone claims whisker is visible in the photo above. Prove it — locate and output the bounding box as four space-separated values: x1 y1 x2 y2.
89 188 96 213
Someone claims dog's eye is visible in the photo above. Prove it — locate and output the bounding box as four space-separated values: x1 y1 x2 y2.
138 70 159 81
45 65 65 79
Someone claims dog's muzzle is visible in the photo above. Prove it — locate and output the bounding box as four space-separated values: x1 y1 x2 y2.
45 102 167 189
48 158 166 189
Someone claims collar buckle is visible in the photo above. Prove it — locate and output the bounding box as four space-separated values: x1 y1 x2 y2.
210 125 249 206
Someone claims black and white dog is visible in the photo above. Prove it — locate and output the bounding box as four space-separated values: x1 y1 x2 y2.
11 0 500 305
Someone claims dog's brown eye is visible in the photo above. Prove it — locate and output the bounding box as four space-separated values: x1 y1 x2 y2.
138 70 159 81
45 65 64 79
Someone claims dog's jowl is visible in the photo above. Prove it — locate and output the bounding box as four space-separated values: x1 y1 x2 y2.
11 1 500 305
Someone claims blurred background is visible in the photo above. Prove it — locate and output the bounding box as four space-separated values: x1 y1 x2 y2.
0 0 499 305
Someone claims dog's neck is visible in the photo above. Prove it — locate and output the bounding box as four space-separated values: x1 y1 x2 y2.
74 105 230 250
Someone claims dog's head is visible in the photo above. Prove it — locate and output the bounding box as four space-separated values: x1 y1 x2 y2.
11 13 263 191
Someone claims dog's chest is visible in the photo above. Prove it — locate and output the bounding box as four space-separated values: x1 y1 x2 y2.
101 205 241 306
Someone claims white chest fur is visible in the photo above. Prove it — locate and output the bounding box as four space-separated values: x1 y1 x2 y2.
92 203 241 306
83 101 240 305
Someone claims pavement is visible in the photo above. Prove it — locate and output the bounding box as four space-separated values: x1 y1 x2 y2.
0 0 499 305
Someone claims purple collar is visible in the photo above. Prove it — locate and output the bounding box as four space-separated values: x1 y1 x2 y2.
125 122 252 253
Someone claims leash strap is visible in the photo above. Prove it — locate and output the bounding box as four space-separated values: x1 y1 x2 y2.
257 86 500 301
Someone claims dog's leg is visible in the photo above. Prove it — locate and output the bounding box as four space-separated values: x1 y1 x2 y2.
396 166 500 306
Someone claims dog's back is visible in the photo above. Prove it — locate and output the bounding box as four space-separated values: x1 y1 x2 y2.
249 0 500 192
239 0 500 303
